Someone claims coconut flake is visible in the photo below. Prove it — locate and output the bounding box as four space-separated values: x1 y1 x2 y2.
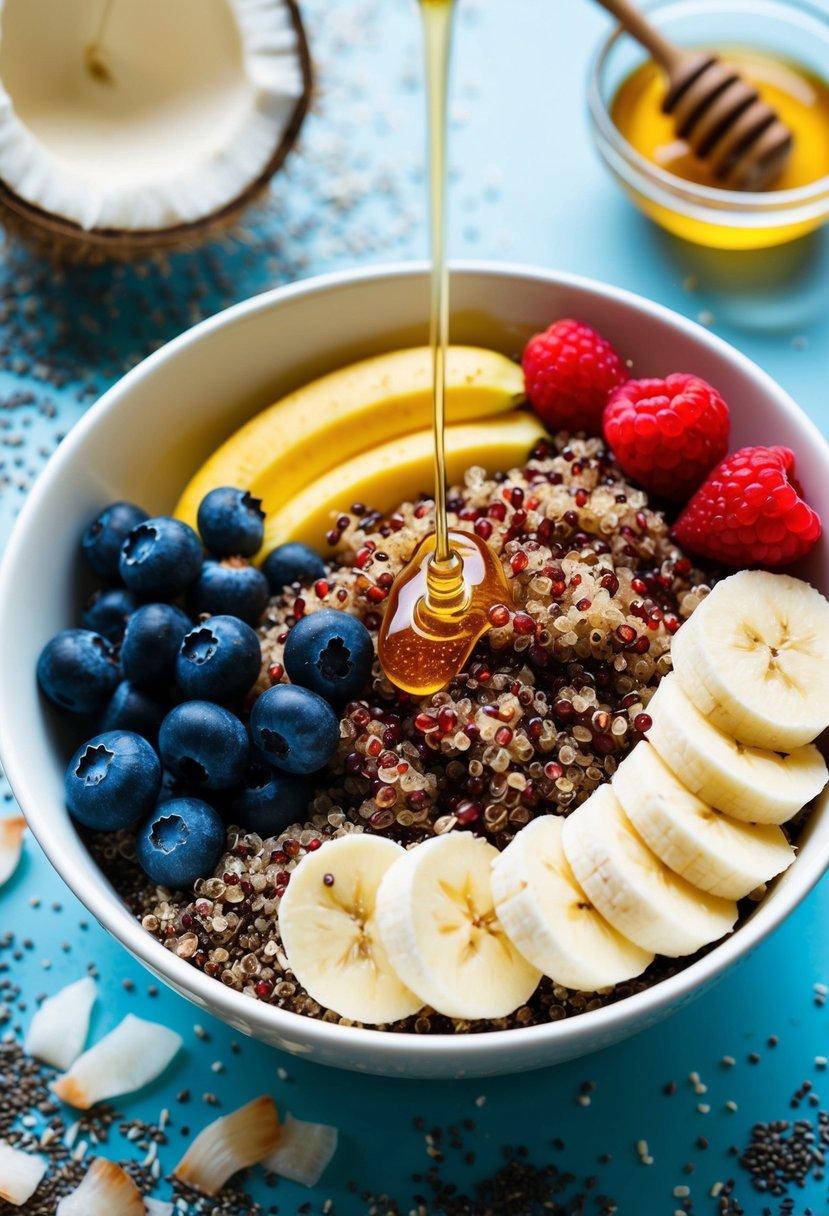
24 976 98 1071
0 1140 46 1206
51 1013 181 1110
56 1157 145 1216
173 1095 280 1196
144 1201 174 1216
0 815 26 887
262 1114 338 1187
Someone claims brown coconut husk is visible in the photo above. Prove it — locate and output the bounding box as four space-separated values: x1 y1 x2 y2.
0 0 314 264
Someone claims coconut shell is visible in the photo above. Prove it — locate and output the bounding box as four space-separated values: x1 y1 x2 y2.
0 0 313 263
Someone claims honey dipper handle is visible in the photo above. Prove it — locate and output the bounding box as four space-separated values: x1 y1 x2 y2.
591 0 682 71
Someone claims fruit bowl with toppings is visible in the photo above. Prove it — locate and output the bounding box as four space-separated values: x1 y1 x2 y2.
1 262 828 1078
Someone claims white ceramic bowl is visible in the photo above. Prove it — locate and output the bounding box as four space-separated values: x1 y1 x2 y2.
1 262 828 1078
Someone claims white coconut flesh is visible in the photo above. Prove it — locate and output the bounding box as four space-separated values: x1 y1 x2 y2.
0 0 307 231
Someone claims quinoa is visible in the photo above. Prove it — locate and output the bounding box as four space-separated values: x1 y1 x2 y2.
91 432 728 1033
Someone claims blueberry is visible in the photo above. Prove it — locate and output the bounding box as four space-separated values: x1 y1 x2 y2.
187 559 269 626
119 517 203 599
99 680 168 744
175 615 260 703
121 603 193 690
284 609 373 703
197 487 265 558
37 629 120 714
65 730 161 830
81 501 149 582
136 798 225 890
159 701 249 790
221 762 311 837
262 542 326 593
81 587 141 643
249 683 339 775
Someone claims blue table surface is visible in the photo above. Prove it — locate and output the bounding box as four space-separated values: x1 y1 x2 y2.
2 1 829 1212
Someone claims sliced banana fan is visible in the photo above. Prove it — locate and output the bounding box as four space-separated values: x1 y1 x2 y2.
262 1113 338 1187
0 1140 46 1206
52 1013 181 1109
24 976 98 1070
173 1095 281 1196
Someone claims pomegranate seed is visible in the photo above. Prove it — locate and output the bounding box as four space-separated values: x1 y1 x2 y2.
366 585 387 603
488 501 507 522
268 663 284 683
366 737 383 757
415 712 438 733
575 488 588 508
616 624 637 644
576 597 592 612
495 726 513 746
438 707 458 733
510 551 529 574
293 597 306 619
475 518 493 540
635 712 653 733
314 579 329 598
306 838 321 851
325 529 341 546
255 980 272 998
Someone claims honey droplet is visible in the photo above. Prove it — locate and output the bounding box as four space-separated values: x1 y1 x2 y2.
378 529 512 696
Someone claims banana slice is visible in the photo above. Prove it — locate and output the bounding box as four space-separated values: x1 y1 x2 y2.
671 571 829 751
277 834 423 1026
491 815 653 991
561 785 738 957
612 742 795 900
647 676 828 825
374 832 541 1020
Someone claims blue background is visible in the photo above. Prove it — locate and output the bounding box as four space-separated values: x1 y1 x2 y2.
1 1 829 1212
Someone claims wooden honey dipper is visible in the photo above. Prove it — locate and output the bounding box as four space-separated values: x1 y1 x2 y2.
595 0 794 190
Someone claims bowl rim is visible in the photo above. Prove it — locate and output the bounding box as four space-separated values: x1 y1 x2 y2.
3 258 829 1067
587 0 829 216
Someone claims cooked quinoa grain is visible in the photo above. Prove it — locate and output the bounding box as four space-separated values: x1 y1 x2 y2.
91 435 724 1033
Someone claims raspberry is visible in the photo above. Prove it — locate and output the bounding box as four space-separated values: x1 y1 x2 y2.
672 445 821 568
603 373 729 501
522 318 628 435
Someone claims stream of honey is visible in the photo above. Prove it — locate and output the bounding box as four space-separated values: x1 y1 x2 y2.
377 0 512 697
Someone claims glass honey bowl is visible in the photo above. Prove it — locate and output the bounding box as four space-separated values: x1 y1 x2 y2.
587 0 829 249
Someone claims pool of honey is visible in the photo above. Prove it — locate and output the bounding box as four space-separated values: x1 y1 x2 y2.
610 48 829 247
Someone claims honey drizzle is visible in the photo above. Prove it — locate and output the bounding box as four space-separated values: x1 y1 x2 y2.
377 0 512 697
422 0 453 568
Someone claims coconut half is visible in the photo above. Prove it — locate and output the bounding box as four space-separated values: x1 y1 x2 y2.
51 1013 182 1109
0 0 312 255
24 976 98 1071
